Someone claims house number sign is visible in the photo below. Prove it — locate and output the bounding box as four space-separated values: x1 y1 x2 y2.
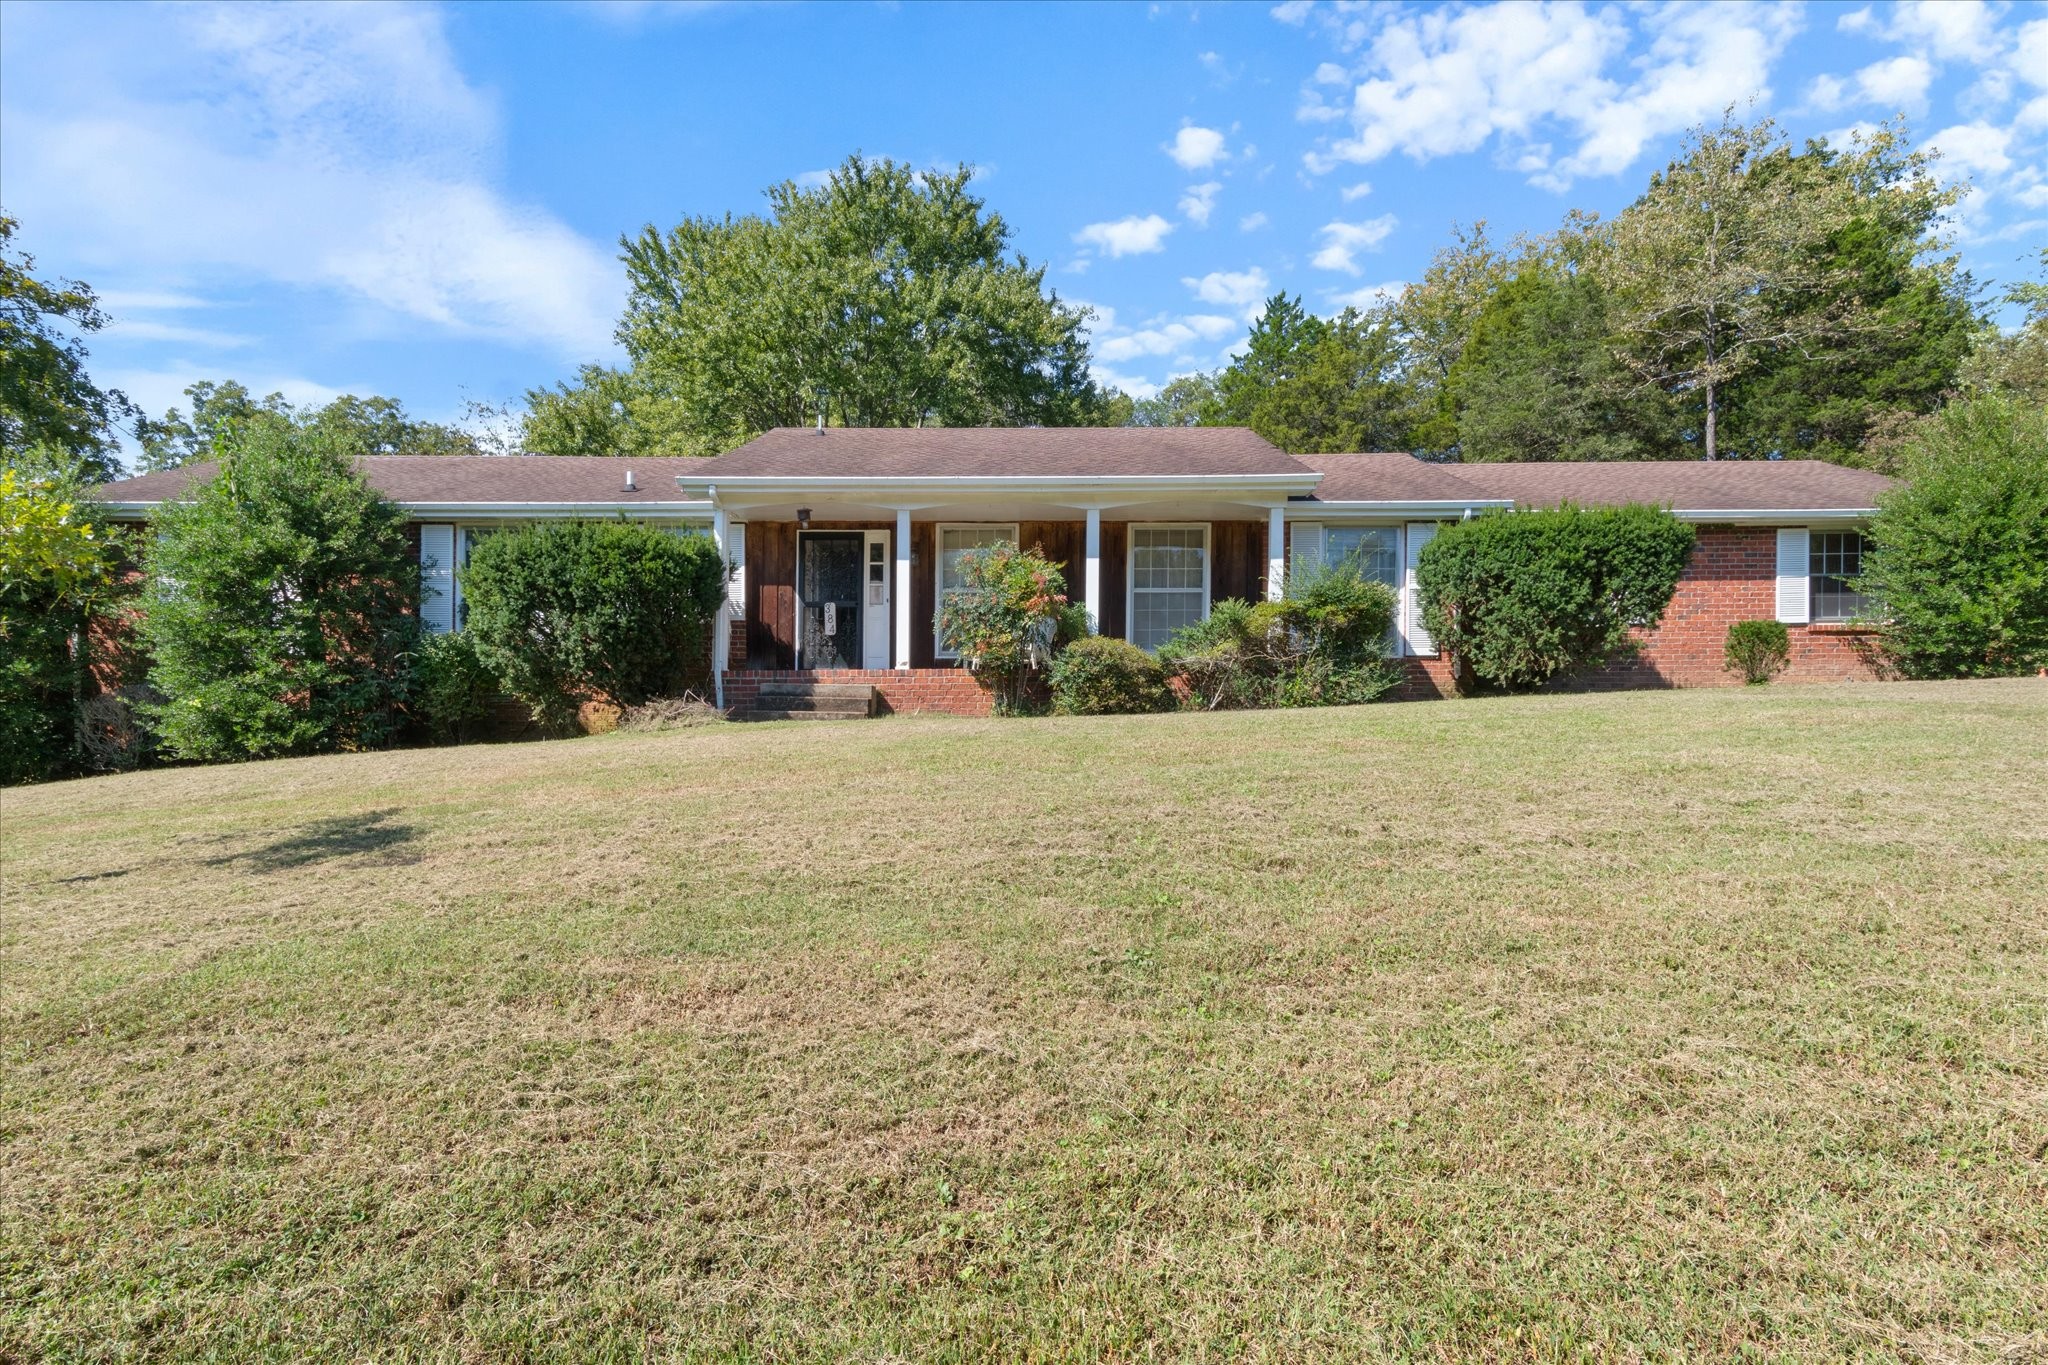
824 602 838 636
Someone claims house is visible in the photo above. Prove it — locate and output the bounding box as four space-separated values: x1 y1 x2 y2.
98 427 1893 715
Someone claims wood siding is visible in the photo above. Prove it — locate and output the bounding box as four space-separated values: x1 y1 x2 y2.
739 517 1270 668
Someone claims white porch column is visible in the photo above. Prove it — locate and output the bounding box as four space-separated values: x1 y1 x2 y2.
1083 507 1102 630
1266 505 1286 601
710 507 730 709
893 507 912 669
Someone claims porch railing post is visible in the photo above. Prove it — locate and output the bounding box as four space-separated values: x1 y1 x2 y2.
893 507 912 669
1267 505 1286 602
1084 506 1102 632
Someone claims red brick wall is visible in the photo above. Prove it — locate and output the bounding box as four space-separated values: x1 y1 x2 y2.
722 668 993 717
1393 525 1884 697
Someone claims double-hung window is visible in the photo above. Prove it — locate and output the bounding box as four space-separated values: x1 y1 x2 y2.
935 524 1018 658
1322 525 1401 589
1809 531 1870 623
1128 524 1210 652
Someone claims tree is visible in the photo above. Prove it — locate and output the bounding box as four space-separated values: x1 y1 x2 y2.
1959 249 2048 405
610 155 1108 456
1602 114 1870 459
0 465 129 782
459 522 727 729
1127 373 1217 427
139 421 421 761
1387 222 1513 453
1445 266 1659 461
1716 127 1978 464
139 382 482 472
1207 296 1419 453
1859 394 2048 678
0 215 135 483
521 364 671 457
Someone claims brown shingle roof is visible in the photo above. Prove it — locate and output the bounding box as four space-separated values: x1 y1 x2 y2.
1304 454 1892 511
100 456 712 507
693 426 1310 478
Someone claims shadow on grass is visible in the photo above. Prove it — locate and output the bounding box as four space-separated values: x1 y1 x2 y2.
205 809 422 873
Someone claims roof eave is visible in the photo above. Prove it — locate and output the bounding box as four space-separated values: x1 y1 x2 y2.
680 472 1325 501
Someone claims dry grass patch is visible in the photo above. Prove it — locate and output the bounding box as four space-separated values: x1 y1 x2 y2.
3 680 2045 1361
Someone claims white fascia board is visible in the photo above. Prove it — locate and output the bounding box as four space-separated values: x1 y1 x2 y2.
1300 499 1514 518
399 501 713 519
1670 507 1877 524
680 473 1325 503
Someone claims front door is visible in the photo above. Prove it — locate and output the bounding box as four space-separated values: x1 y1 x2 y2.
797 532 863 670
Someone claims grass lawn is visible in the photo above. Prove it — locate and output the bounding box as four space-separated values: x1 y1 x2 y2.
3 680 2045 1362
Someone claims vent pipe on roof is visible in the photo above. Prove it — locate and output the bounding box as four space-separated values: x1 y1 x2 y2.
624 468 637 492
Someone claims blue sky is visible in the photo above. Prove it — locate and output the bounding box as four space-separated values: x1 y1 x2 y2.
2 0 2042 465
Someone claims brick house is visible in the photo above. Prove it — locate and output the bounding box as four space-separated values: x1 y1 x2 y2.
99 426 1893 715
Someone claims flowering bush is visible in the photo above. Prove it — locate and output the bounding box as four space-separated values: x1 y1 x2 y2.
934 542 1069 713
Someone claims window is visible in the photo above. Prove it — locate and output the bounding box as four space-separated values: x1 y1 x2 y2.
935 523 1018 658
1128 524 1209 651
1322 525 1400 588
1810 531 1870 623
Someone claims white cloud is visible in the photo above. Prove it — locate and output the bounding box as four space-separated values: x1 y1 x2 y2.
1179 182 1222 226
1339 180 1373 201
0 3 619 357
1311 215 1398 273
1807 73 1849 112
103 318 254 348
1860 56 1935 109
1301 1 1805 191
1094 314 1239 363
1313 61 1349 85
1183 267 1272 309
1327 280 1406 312
1928 121 2015 179
1238 211 1270 232
1844 0 2002 62
1073 214 1175 257
1271 0 1314 26
1165 124 1228 170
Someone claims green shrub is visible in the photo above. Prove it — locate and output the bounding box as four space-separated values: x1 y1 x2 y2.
1725 619 1791 685
412 630 501 743
1416 504 1695 693
1048 635 1172 715
460 521 726 730
934 542 1069 714
1157 564 1403 710
140 423 420 762
1860 394 2048 677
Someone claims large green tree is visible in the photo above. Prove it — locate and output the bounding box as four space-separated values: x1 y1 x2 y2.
0 215 135 483
1602 115 1871 459
1444 265 1660 462
139 381 482 471
1126 373 1218 428
1205 295 1418 453
589 155 1107 457
1959 249 2048 405
1714 127 1977 463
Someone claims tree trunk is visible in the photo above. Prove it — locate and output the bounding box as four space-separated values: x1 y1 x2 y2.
1705 379 1718 461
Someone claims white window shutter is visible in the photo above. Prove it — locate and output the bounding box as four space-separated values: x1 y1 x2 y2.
1403 522 1438 656
418 523 456 635
1775 528 1810 624
726 523 747 620
1288 522 1323 586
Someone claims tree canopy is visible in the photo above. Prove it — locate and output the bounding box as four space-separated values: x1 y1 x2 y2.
138 381 484 472
535 155 1111 457
0 215 136 484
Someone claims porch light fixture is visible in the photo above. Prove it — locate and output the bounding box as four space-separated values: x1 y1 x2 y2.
797 507 812 529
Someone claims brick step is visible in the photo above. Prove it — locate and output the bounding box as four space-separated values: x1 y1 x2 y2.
755 681 877 701
750 696 872 714
740 706 871 722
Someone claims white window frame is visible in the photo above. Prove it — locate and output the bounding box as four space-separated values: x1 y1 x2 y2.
1125 522 1212 653
933 522 1020 660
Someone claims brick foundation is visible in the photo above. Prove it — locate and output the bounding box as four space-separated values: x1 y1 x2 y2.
1391 525 1887 699
722 668 993 717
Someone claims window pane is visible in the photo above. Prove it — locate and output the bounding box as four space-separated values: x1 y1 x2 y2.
1325 526 1399 586
1809 531 1871 622
1130 528 1208 650
940 526 1014 592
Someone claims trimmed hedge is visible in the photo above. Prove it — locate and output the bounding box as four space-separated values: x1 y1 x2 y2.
459 521 726 729
1048 636 1172 715
1416 504 1694 693
1158 563 1401 710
